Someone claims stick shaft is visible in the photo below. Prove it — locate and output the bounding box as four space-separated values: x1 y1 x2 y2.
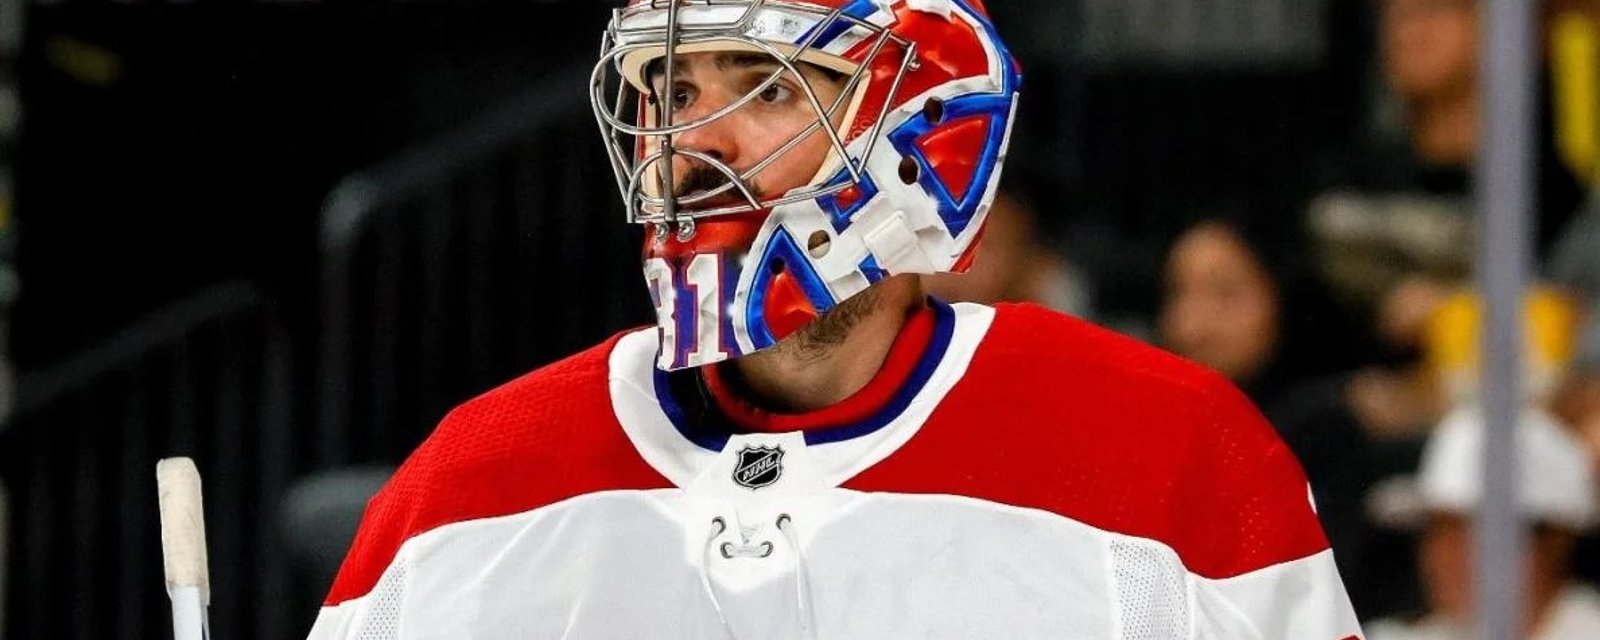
168 585 208 640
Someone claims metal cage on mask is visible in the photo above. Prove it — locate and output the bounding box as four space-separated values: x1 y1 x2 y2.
590 0 918 239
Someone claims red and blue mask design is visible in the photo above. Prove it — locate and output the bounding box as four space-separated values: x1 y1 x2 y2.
594 0 1021 370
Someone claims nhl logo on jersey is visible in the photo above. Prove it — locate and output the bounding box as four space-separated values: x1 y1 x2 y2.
732 445 784 490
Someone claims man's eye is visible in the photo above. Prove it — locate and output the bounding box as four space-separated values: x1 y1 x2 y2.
670 85 694 110
757 83 794 104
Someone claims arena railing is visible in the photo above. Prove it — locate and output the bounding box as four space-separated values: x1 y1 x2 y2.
314 64 649 470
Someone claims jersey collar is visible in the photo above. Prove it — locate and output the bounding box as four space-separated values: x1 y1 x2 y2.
609 299 994 488
663 299 951 450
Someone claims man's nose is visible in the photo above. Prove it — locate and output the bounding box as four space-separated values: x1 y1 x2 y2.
668 94 741 167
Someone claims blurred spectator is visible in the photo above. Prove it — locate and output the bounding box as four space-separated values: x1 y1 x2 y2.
1157 210 1392 405
1362 286 1590 620
1157 213 1412 618
1560 315 1600 590
1308 0 1589 355
1160 219 1282 385
923 192 1090 316
1158 214 1364 400
1383 0 1478 170
1547 192 1600 461
1366 406 1600 639
1547 203 1600 585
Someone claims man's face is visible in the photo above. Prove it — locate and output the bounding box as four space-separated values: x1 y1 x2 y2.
1381 0 1479 102
647 51 849 210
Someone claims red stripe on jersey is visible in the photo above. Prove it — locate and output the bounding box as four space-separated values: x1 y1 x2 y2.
322 332 673 606
845 303 1331 580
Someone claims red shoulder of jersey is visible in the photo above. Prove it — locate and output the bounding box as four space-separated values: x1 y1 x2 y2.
848 302 1329 580
323 331 673 605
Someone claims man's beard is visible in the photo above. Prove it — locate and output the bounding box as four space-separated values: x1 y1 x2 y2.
773 284 880 362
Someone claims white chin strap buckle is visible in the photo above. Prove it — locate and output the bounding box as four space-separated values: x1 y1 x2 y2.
863 210 937 274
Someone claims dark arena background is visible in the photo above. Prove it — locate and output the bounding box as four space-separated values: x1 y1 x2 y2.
1 1 1597 639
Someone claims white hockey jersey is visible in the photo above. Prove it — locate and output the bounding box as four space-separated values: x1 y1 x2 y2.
307 301 1365 639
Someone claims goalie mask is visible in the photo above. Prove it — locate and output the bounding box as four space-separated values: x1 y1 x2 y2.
592 0 1021 370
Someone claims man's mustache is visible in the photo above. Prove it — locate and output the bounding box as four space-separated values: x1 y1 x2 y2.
670 162 759 203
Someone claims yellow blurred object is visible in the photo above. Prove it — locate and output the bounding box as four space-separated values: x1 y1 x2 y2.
1426 286 1581 405
1551 11 1600 185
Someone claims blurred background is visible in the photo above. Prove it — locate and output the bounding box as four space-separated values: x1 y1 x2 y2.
0 0 1597 638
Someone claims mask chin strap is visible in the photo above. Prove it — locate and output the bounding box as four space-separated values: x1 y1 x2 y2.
862 210 938 273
